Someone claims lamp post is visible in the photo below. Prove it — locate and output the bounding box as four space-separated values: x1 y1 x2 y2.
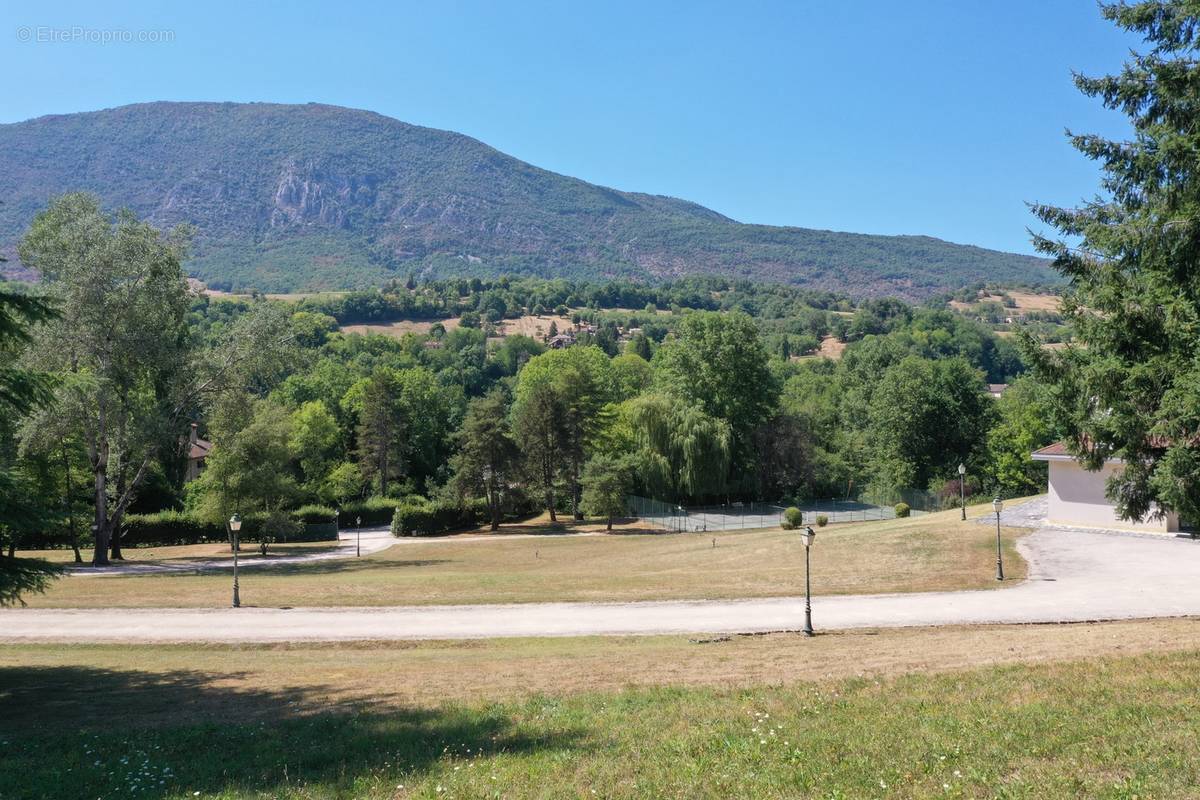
356 516 362 557
992 497 1004 581
229 514 242 608
958 463 967 521
799 526 816 636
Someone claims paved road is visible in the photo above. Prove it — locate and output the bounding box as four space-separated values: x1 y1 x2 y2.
5 519 1200 642
70 527 397 576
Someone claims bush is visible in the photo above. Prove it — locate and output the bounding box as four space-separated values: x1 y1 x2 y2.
120 510 224 547
292 504 337 524
816 514 829 527
782 506 804 530
894 502 911 518
391 498 488 537
336 496 407 527
120 510 339 547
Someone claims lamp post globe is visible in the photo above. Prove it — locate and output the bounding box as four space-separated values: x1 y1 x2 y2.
992 497 1004 581
228 513 243 608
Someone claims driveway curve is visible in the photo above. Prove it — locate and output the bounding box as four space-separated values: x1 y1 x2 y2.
5 515 1200 642
67 526 398 576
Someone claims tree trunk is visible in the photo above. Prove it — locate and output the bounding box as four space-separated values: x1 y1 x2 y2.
92 468 110 566
546 487 557 523
489 485 501 531
606 514 613 532
570 455 583 521
61 444 82 564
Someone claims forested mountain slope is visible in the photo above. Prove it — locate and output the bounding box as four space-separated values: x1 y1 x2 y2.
0 102 1054 296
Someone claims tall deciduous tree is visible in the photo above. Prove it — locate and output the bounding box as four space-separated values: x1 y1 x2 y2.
19 194 193 566
188 395 298 534
18 195 294 565
652 311 777 492
866 356 993 492
621 393 731 502
514 346 613 520
512 381 565 521
1024 1 1200 525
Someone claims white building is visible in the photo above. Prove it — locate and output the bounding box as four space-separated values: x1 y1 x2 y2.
1032 442 1183 533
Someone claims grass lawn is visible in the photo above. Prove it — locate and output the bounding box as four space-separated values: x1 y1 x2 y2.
22 506 1028 608
3 618 1200 798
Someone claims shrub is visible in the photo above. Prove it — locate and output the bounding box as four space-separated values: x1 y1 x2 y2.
391 498 488 537
120 510 224 547
816 514 829 527
782 506 804 530
894 502 911 518
292 504 336 524
341 496 406 527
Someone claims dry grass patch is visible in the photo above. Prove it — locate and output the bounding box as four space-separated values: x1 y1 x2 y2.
24 505 1027 608
6 620 1200 798
1 618 1196 724
340 317 461 337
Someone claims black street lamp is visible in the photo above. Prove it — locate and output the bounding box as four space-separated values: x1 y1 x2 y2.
992 497 1004 581
356 515 362 557
229 513 242 608
958 463 967 521
799 525 816 636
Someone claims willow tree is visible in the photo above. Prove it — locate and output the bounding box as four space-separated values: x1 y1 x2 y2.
622 393 731 502
1024 2 1200 525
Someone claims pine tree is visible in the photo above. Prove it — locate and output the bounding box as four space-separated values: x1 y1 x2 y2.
1026 1 1200 525
357 371 405 496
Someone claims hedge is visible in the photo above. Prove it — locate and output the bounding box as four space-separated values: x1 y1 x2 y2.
293 504 337 524
390 498 489 537
339 497 407 527
118 509 338 548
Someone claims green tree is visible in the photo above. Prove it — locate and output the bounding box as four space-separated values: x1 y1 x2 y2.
1024 1 1200 525
188 395 297 534
610 353 653 400
18 194 193 565
289 400 340 494
512 381 565 521
450 389 519 531
319 461 367 506
867 356 993 492
652 311 778 490
515 347 613 519
622 393 731 501
0 285 63 601
580 454 634 530
985 378 1059 497
355 370 405 496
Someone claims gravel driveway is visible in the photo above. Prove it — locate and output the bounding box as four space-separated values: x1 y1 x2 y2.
6 503 1200 642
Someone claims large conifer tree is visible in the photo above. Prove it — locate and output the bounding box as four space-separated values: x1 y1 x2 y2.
1027 1 1200 524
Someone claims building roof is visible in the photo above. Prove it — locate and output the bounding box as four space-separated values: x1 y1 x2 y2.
188 437 213 460
988 383 1009 395
1031 441 1070 460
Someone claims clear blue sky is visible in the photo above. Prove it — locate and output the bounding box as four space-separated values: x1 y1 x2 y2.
1 1 1138 255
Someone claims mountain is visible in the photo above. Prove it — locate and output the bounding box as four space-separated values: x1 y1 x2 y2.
0 102 1055 297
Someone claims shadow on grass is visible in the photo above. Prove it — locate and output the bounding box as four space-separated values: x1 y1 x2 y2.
0 664 584 799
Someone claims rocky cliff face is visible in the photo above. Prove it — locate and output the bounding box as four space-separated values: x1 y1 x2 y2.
0 101 1055 295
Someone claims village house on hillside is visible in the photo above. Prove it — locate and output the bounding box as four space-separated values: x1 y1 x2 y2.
1032 442 1191 534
